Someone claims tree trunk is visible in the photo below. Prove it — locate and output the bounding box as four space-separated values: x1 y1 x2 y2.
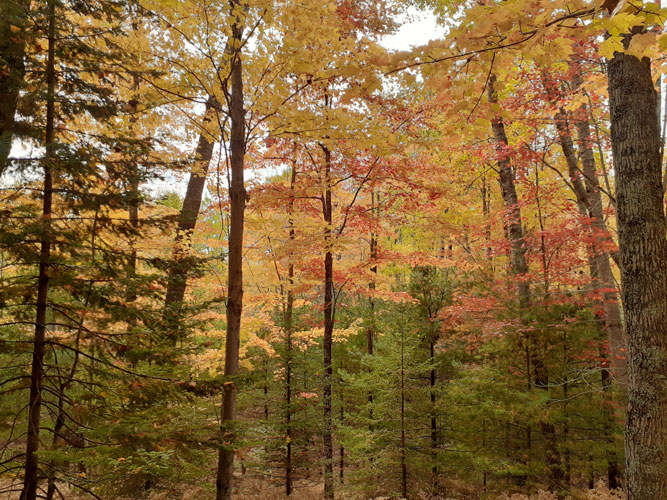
490 74 564 489
163 97 217 342
285 162 296 497
21 2 55 498
573 97 627 385
322 144 334 500
487 75 530 305
215 9 245 499
367 190 377 428
400 323 407 500
608 43 667 500
0 0 30 176
430 340 438 490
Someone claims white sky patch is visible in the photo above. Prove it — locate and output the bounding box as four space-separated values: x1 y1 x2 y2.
381 7 445 51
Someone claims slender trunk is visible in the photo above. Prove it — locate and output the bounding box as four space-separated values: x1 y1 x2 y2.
339 400 344 483
322 144 334 500
489 74 537 486
400 324 407 500
215 9 245 499
573 93 627 384
554 107 591 218
263 360 269 420
367 190 377 428
487 75 530 305
0 0 30 176
608 40 667 500
126 71 141 337
163 98 217 343
562 332 571 491
601 356 620 489
21 2 55 498
481 175 492 265
430 340 438 490
285 161 296 497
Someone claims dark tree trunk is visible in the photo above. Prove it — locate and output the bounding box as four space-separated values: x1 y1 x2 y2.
608 43 667 500
600 357 620 490
430 341 438 489
573 99 627 385
21 2 55 498
489 74 563 489
0 0 30 176
400 324 407 500
163 97 217 342
215 9 245 499
487 75 530 305
321 144 334 500
367 190 377 428
285 162 296 497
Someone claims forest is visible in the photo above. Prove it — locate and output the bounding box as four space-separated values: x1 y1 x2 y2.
0 0 666 499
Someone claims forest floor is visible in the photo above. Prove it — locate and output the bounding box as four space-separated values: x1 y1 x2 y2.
0 477 624 500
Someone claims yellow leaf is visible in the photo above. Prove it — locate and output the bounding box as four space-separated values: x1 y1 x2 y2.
599 36 624 59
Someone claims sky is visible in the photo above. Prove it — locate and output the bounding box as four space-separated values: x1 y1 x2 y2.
3 8 443 195
381 7 446 51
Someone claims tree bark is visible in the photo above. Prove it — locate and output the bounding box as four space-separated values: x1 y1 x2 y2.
0 0 30 176
430 340 438 489
608 43 667 500
215 8 246 499
163 97 218 342
573 98 627 385
285 161 296 496
400 323 407 500
490 74 563 489
21 2 55 498
367 190 377 428
321 144 334 500
487 75 530 305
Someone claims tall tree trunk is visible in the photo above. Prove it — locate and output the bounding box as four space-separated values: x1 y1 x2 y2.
487 75 530 305
430 339 438 490
546 70 623 487
400 323 407 500
573 95 627 385
489 74 563 489
215 9 246 499
321 144 334 500
285 162 296 497
339 392 344 483
21 2 55 498
367 190 377 428
0 0 30 176
163 97 217 343
607 41 667 500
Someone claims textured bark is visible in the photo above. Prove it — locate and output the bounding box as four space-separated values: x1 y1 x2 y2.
215 10 245 499
322 144 334 500
367 190 377 427
21 2 55 498
400 325 407 500
430 340 438 488
554 108 591 217
163 97 217 342
0 0 30 176
487 75 530 305
608 46 667 500
490 75 564 489
574 100 627 384
285 163 296 497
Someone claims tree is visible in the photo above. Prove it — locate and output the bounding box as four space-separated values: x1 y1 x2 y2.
0 0 30 175
607 19 667 500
